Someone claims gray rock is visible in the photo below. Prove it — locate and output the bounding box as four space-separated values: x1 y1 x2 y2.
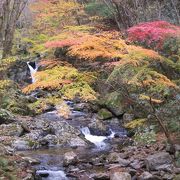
155 164 174 173
110 172 131 180
175 144 180 151
22 157 40 165
0 143 9 155
68 137 88 147
12 139 37 150
145 152 172 171
88 119 110 136
123 113 134 123
130 160 144 170
91 172 110 180
139 171 154 180
23 130 43 141
73 103 89 111
51 121 81 137
107 152 121 163
22 173 34 180
174 167 180 174
63 151 78 167
39 134 58 146
107 152 130 166
0 123 23 137
118 158 131 167
162 173 174 180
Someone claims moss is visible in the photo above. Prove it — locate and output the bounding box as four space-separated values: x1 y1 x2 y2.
0 57 17 72
98 108 113 120
174 175 180 180
16 34 50 54
63 25 95 32
61 82 96 101
29 96 62 114
23 65 97 101
0 157 16 179
0 157 8 167
99 91 126 116
124 119 146 129
0 79 32 116
28 140 36 147
0 109 14 123
0 155 26 179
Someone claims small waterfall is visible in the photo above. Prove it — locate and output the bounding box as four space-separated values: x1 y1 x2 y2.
27 61 38 83
81 127 114 149
36 170 67 180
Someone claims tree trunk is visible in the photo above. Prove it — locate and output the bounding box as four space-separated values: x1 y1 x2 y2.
0 0 28 59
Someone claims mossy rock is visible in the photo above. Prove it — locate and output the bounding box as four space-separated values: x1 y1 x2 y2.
174 175 180 180
0 109 15 124
97 108 113 120
1 96 32 116
0 79 33 116
100 91 126 116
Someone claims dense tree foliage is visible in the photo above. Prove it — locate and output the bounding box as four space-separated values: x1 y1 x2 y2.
127 21 180 57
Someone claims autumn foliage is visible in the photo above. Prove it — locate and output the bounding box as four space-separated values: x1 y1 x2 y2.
45 31 162 62
22 65 96 101
127 21 180 53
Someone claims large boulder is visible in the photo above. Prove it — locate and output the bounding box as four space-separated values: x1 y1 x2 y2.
88 119 110 136
23 130 44 141
7 59 32 85
63 151 78 167
30 119 88 147
98 108 113 120
0 80 32 116
100 92 126 116
12 139 39 150
50 121 81 144
107 152 130 167
39 134 58 146
68 137 88 147
145 152 173 171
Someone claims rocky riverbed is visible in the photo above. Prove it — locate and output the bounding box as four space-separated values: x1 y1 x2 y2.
0 100 180 180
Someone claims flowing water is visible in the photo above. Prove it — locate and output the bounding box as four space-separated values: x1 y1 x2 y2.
36 170 67 180
27 61 38 83
81 127 113 149
24 62 127 179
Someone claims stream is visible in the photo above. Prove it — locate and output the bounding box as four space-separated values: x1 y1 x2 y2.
22 62 128 180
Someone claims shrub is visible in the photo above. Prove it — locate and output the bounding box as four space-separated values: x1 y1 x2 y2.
127 21 180 57
23 65 96 101
45 32 128 61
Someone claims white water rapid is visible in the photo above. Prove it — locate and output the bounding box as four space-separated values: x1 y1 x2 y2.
81 127 114 149
36 170 67 180
27 62 38 83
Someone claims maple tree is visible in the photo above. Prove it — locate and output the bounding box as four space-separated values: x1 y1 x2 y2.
127 21 180 56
